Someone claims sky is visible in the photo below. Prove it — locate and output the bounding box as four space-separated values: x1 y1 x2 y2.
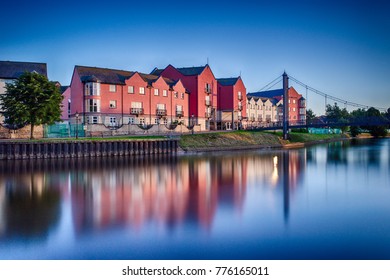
1 0 389 115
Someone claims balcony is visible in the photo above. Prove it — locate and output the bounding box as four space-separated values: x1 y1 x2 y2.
205 100 211 106
238 94 243 101
176 110 184 118
205 112 212 118
130 108 144 115
156 109 167 116
238 104 242 111
250 117 255 122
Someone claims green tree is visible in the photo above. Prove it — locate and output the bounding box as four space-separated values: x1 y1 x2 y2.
363 107 387 137
306 109 316 124
0 72 63 139
326 103 350 132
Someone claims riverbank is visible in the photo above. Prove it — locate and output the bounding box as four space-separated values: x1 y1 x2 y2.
178 131 349 152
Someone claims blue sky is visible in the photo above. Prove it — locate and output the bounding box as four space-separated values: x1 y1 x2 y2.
1 0 389 114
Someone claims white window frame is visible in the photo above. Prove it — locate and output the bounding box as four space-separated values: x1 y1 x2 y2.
128 86 134 94
109 100 117 109
109 84 116 92
163 90 168 97
154 89 159 96
139 87 145 95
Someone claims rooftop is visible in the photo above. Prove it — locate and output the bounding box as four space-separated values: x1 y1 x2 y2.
0 61 47 79
217 77 239 86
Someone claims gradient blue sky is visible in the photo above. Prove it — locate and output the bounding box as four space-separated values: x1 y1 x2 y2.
1 0 389 114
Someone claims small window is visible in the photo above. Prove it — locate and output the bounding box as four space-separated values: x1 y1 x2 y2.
92 116 98 124
154 89 159 96
181 93 184 99
128 86 134 94
163 90 168 97
174 92 178 98
139 87 145 95
293 99 296 104
110 117 116 126
109 85 116 92
109 100 117 108
128 117 135 124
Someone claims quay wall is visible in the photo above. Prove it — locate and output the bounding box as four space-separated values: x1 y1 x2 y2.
0 139 178 160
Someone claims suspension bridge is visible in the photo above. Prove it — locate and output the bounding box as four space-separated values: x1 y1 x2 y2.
248 72 390 139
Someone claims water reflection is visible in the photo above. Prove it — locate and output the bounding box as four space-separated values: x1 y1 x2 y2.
0 138 389 259
0 149 307 239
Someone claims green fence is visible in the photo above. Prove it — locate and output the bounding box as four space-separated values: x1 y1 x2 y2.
308 127 342 134
45 123 85 138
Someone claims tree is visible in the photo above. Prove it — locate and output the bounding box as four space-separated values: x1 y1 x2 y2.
306 109 316 124
326 103 350 132
0 72 63 139
363 107 387 137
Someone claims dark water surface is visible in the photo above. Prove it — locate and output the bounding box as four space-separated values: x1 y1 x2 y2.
0 138 389 259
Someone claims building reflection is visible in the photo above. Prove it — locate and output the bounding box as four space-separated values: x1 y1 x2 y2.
0 166 61 240
0 148 307 238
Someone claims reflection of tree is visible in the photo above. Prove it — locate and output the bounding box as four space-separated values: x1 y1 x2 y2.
3 174 60 239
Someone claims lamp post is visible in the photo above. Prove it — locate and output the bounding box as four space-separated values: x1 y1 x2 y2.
191 114 194 134
75 112 79 139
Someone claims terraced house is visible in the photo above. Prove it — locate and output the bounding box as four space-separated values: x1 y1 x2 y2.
69 65 189 128
151 64 218 130
247 87 306 127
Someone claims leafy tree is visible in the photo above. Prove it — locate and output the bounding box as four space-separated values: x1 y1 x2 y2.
349 126 361 137
306 109 316 124
362 107 387 137
326 103 350 132
0 72 63 139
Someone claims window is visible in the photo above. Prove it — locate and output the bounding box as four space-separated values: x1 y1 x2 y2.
109 100 117 109
174 92 178 98
87 99 100 112
293 99 296 104
128 117 135 124
92 116 98 124
205 83 211 93
181 93 184 99
139 87 145 95
128 86 134 94
109 117 116 126
139 118 145 125
154 118 159 124
85 82 100 96
131 101 142 108
163 90 168 97
109 85 116 92
293 107 296 112
154 89 159 96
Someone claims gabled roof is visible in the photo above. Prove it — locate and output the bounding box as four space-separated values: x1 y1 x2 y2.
150 67 164 76
0 61 47 79
247 88 284 99
176 65 207 76
60 86 69 94
75 65 135 85
217 77 239 86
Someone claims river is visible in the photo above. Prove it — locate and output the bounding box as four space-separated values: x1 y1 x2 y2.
0 138 389 259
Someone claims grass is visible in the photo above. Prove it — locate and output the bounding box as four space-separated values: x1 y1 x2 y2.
179 131 281 149
269 131 348 143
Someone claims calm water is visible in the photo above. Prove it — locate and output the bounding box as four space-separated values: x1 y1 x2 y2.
0 138 389 260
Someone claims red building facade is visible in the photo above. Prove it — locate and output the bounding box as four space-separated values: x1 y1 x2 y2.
151 64 218 130
69 66 189 127
217 77 247 129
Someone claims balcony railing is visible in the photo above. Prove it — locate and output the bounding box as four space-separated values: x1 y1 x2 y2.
238 104 242 111
238 94 243 101
205 100 211 106
176 110 184 118
156 109 167 116
130 108 144 115
205 112 212 118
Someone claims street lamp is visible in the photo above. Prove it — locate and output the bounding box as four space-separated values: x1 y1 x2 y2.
191 114 194 134
75 112 79 139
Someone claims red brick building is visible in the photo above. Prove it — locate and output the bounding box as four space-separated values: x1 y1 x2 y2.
151 64 218 130
69 65 189 127
217 77 246 129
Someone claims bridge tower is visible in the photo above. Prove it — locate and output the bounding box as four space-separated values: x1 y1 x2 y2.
283 72 289 140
